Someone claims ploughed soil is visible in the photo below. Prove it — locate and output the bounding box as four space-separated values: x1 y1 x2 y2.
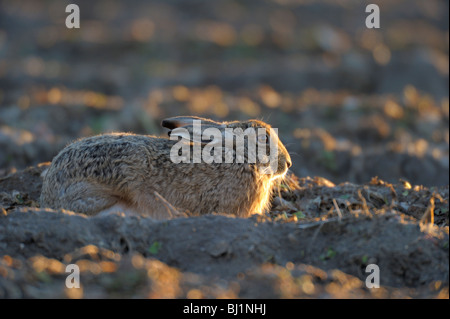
0 165 448 298
0 0 448 298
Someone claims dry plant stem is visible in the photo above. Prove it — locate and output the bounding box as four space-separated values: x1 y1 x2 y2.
332 198 343 221
420 194 435 225
357 189 372 216
154 191 183 219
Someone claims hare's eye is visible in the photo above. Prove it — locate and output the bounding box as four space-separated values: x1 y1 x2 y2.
258 134 268 144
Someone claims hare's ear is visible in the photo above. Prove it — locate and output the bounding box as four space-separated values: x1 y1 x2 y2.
169 127 192 140
161 116 221 129
169 126 224 145
164 116 227 145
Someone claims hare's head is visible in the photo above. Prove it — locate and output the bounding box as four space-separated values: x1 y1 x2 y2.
162 116 291 179
228 119 292 178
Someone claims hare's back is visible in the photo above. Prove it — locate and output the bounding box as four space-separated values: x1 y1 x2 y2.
48 133 170 183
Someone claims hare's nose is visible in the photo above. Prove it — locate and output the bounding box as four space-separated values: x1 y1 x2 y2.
286 158 292 168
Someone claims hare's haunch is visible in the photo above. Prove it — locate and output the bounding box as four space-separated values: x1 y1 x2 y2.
40 116 292 219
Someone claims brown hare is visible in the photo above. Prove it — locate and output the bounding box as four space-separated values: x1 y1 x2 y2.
40 116 291 219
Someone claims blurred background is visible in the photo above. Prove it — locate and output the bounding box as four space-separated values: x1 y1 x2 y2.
0 0 448 186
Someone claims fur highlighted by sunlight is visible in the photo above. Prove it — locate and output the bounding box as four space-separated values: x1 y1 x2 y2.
40 116 292 219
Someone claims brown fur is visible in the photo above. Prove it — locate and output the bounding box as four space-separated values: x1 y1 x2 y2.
40 116 291 219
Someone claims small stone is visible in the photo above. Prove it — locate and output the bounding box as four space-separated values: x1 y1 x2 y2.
207 240 229 258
